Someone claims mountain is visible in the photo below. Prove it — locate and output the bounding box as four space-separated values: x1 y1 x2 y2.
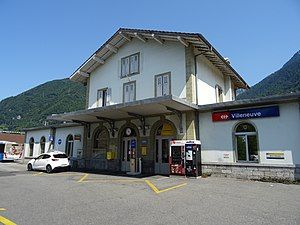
238 50 300 99
0 79 86 131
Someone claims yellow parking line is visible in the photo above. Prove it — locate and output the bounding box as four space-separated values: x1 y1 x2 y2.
0 215 17 225
0 208 6 211
83 179 143 183
144 180 160 194
157 183 187 194
144 180 187 194
33 172 43 176
77 173 89 183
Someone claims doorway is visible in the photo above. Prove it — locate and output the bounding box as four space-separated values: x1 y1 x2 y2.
121 127 137 172
155 123 175 175
66 134 74 157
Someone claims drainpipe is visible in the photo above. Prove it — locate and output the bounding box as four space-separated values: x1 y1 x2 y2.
194 53 203 140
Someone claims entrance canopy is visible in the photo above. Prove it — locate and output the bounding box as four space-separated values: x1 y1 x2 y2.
47 95 197 123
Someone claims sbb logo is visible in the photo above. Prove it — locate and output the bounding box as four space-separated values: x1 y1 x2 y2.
212 112 230 122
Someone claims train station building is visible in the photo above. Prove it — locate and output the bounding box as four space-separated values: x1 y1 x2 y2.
23 28 300 180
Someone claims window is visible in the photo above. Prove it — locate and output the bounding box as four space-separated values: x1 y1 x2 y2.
53 154 68 158
215 85 223 103
235 122 259 162
121 53 139 77
40 136 46 154
29 137 34 156
93 128 109 157
65 135 74 157
123 81 136 103
97 88 111 107
155 73 170 97
42 154 51 159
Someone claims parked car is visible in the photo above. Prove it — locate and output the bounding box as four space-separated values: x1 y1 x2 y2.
27 151 70 173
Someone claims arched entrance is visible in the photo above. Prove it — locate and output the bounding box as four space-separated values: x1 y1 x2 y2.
92 127 109 158
29 137 34 156
121 126 137 172
65 134 74 157
154 122 176 175
40 136 46 154
234 122 259 162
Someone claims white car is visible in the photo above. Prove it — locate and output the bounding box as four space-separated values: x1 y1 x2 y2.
27 151 70 173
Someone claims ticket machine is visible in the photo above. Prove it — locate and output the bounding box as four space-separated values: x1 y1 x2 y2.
169 140 201 177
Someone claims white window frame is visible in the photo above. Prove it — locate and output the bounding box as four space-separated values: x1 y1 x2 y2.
97 88 110 107
123 81 136 103
155 72 171 97
121 53 140 78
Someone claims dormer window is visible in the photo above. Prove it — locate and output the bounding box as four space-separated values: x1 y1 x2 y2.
121 53 140 78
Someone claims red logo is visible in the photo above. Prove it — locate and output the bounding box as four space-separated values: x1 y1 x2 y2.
212 111 230 122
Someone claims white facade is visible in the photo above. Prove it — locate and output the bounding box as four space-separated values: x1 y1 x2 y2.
199 102 300 166
88 39 187 108
54 126 84 158
24 126 84 158
24 129 51 157
87 38 235 109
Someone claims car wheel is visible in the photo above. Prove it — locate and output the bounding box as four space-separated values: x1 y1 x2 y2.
27 164 33 171
46 165 52 173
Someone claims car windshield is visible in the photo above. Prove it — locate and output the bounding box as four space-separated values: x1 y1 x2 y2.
53 154 68 158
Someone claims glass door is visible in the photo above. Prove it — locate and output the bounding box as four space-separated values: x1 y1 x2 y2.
155 137 171 175
121 137 136 172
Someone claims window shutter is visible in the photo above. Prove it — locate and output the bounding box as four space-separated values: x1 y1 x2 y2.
121 57 130 77
130 54 139 74
162 74 170 95
106 88 111 105
129 83 135 101
98 90 103 107
124 85 129 102
156 76 162 97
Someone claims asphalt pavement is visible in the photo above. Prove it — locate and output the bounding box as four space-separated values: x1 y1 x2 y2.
0 162 299 225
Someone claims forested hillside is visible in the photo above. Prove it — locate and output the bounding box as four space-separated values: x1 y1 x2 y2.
238 50 300 99
0 79 86 131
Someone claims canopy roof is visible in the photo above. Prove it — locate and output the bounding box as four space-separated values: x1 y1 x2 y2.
47 95 198 123
70 28 249 89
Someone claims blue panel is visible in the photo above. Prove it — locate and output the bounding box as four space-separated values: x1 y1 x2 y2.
229 106 279 120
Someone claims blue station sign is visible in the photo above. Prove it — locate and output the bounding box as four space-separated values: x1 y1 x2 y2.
212 106 280 122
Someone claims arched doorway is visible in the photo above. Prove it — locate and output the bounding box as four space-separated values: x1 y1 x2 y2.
155 122 176 175
40 136 46 154
65 134 74 157
29 137 34 156
121 126 137 172
235 122 259 162
92 127 109 158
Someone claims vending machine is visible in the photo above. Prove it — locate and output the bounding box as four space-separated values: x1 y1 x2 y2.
185 141 201 177
169 140 201 177
169 140 186 175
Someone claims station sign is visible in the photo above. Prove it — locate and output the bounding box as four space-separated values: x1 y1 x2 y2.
212 106 279 122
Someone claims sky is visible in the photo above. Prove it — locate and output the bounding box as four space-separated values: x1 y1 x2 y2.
0 0 299 100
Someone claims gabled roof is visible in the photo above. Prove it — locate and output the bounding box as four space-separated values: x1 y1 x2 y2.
70 28 249 89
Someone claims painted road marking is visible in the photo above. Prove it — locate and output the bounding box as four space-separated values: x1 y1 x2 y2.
77 173 89 183
144 179 187 194
0 216 17 225
33 172 43 176
82 179 144 183
0 208 6 211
